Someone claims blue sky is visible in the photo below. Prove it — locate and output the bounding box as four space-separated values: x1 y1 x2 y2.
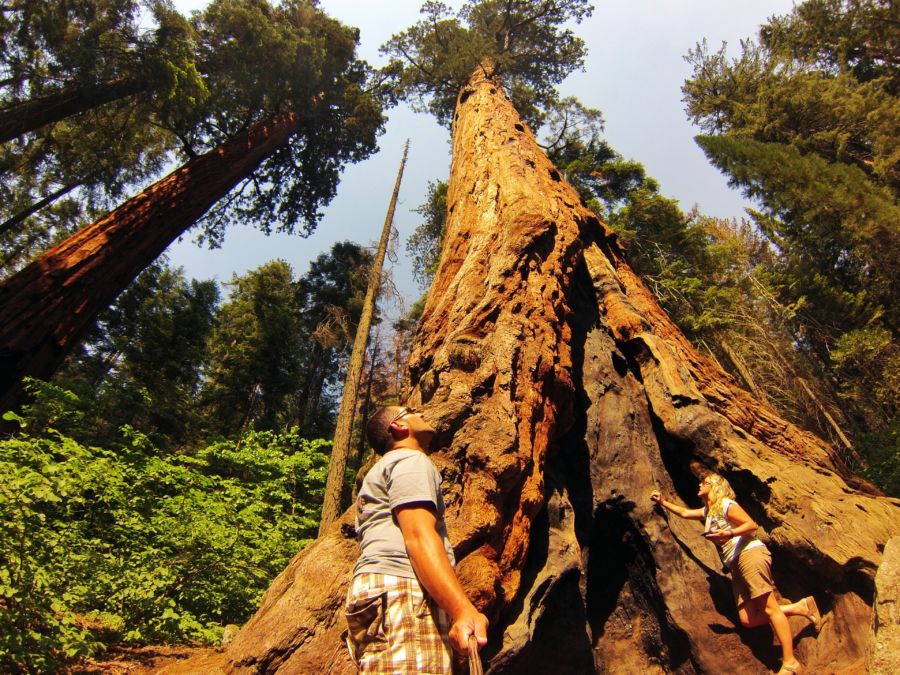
166 0 796 315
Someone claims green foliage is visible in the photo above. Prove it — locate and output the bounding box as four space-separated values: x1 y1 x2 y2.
201 245 372 440
683 1 899 191
857 421 900 497
189 0 386 242
682 0 899 487
1 0 386 272
50 260 219 451
696 135 900 336
832 326 899 423
202 260 306 438
0 0 142 95
407 180 448 288
293 241 375 436
0 0 204 270
381 0 593 127
0 412 329 671
759 0 900 91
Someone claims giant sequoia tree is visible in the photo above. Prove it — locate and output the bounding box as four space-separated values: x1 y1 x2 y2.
0 0 384 414
169 63 900 675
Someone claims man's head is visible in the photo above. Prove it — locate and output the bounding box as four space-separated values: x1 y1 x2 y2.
365 405 435 455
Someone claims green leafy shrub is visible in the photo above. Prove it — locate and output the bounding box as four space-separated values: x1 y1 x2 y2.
0 415 329 671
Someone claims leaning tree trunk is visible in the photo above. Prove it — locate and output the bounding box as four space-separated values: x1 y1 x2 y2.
319 140 409 534
0 77 146 144
168 68 900 675
0 177 86 237
0 111 300 415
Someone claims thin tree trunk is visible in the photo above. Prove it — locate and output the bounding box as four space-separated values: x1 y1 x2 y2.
717 337 769 404
0 178 84 237
181 67 900 675
0 77 146 143
0 111 300 414
352 328 379 471
319 140 409 534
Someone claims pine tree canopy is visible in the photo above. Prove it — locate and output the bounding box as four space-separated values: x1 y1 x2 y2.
381 0 593 127
0 0 386 272
682 0 899 191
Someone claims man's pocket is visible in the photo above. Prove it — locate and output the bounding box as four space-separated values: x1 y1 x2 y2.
344 592 387 663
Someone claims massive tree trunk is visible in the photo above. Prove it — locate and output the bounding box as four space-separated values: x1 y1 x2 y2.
319 140 409 534
165 69 899 675
0 77 146 144
0 112 300 415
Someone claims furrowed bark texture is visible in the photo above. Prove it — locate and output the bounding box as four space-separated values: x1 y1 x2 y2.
168 72 900 675
0 112 300 414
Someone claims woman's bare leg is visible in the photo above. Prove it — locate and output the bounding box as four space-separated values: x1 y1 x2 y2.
779 598 807 616
737 597 768 628
764 592 799 668
780 596 821 629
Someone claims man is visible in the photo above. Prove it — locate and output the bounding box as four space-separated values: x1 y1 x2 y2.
345 405 489 674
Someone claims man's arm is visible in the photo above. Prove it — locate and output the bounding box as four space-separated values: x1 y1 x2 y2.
395 502 489 655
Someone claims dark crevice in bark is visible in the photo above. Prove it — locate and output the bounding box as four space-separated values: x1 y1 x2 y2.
726 468 774 513
588 497 699 673
618 339 646 386
560 257 599 538
563 256 604 543
486 464 594 674
518 571 593 674
559 431 594 543
646 404 698 500
432 399 474 455
517 222 558 272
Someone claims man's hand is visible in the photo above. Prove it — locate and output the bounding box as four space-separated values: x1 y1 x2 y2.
650 491 662 504
449 605 489 655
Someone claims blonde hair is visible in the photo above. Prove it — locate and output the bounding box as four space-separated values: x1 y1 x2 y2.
703 473 735 512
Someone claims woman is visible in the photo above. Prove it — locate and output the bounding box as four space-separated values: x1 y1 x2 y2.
650 473 821 675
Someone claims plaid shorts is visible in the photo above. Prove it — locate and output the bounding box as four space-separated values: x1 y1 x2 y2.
344 573 452 675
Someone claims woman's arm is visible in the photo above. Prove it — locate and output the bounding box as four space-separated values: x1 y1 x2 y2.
704 501 758 544
650 491 705 520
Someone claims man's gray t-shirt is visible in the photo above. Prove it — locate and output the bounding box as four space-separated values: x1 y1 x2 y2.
353 448 455 578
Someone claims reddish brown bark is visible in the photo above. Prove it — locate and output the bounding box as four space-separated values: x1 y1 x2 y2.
166 70 899 675
0 112 300 414
0 77 146 143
